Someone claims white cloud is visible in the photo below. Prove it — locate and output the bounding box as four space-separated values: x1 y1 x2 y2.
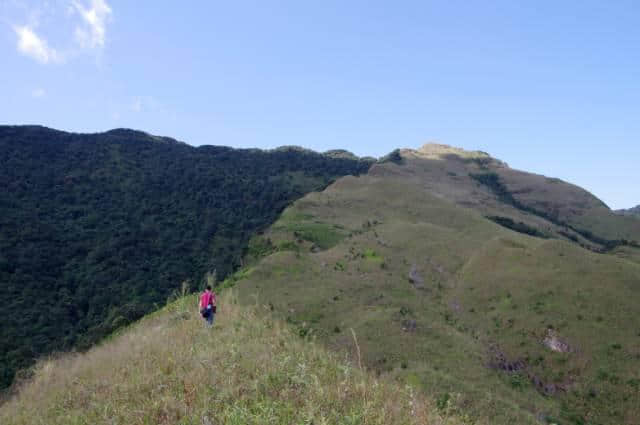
73 0 112 49
10 0 113 64
14 25 62 64
31 88 46 98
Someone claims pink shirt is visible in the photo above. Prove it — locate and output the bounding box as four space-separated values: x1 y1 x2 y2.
200 291 216 309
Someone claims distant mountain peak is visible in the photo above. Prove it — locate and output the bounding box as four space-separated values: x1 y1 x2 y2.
401 143 509 168
616 205 640 216
420 142 484 154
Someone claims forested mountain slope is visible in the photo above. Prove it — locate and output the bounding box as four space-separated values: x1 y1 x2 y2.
0 125 371 388
233 146 640 424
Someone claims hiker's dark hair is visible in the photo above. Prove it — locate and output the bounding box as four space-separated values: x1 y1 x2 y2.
206 285 212 291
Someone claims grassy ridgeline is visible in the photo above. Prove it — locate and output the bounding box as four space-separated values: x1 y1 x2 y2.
0 292 458 425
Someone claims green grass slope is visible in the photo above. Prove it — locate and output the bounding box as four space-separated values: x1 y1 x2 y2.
0 125 371 389
0 292 458 425
392 144 640 252
231 149 640 424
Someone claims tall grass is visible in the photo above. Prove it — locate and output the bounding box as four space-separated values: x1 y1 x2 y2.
1 291 456 425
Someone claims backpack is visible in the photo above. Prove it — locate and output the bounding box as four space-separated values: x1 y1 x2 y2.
200 306 210 318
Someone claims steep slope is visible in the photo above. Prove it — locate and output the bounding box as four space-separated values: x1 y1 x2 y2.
0 125 372 389
0 293 459 425
232 147 640 424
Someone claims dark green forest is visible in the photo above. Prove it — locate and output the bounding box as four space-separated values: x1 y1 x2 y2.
0 125 372 389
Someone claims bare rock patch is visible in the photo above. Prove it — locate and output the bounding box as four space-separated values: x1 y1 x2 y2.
543 329 572 353
408 264 425 289
402 319 417 332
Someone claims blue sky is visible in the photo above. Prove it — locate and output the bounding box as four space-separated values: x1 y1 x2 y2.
1 1 639 209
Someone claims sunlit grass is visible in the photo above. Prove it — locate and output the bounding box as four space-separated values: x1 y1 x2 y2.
1 291 456 425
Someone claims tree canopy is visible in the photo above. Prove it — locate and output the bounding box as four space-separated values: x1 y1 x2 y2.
0 125 372 388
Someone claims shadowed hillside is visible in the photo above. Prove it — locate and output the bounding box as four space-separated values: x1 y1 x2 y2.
231 146 640 424
0 292 460 425
0 125 372 389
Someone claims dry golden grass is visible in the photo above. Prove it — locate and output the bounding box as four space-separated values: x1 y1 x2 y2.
1 291 458 425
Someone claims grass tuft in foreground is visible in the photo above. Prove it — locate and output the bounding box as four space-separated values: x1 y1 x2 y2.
1 292 456 425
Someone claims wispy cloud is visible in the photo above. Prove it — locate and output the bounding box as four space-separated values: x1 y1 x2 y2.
10 0 112 65
31 88 46 98
14 25 62 64
72 0 112 49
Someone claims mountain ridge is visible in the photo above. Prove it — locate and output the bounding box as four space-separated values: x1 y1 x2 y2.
1 293 459 425
616 205 640 216
232 147 640 424
2 125 639 424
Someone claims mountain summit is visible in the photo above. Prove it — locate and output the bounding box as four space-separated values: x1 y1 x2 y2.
413 143 507 166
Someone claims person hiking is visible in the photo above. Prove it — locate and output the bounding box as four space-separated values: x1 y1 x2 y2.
199 285 217 327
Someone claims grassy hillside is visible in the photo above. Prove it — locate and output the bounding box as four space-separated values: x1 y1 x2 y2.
392 144 640 253
0 291 459 425
230 148 640 424
0 125 372 389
